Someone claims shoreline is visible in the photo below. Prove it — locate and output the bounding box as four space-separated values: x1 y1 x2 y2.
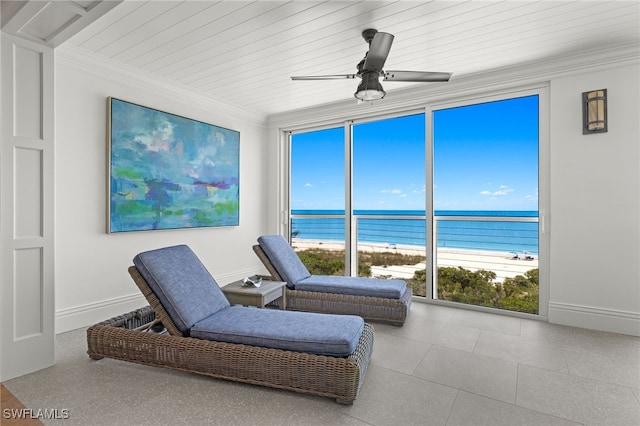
291 238 538 282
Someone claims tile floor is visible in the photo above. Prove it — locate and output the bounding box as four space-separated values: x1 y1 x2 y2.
4 302 640 425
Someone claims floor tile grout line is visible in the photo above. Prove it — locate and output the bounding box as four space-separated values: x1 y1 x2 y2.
443 389 461 426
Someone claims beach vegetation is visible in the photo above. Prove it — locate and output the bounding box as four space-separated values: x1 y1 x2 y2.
297 249 349 275
409 266 538 314
295 248 538 314
296 249 424 277
358 251 425 270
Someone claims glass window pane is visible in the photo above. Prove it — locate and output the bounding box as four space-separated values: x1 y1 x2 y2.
291 127 345 211
353 114 427 294
290 127 345 275
353 114 426 211
433 96 539 314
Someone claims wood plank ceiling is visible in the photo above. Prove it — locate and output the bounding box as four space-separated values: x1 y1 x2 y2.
51 1 640 116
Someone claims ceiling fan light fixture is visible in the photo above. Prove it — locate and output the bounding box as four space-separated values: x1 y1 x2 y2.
291 29 451 101
354 72 385 101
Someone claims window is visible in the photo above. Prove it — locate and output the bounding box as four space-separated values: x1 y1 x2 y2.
431 95 540 314
290 127 346 275
287 90 546 316
289 114 427 284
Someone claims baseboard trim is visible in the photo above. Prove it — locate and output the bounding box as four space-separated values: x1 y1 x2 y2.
55 269 263 334
548 301 640 336
55 293 147 334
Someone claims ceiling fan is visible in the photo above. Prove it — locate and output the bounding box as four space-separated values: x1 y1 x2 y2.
291 29 452 102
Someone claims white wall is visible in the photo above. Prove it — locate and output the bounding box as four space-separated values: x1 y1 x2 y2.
54 49 269 333
548 64 640 335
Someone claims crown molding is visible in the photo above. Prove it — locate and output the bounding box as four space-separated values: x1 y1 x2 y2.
55 45 267 127
268 43 640 129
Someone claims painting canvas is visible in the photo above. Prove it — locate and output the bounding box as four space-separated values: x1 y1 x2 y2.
107 97 239 232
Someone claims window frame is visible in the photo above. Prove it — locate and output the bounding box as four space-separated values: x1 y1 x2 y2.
426 86 549 318
280 84 549 320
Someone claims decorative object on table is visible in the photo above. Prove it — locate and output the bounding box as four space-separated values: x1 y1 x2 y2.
107 97 240 233
242 275 262 287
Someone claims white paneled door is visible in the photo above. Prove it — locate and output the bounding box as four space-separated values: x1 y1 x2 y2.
1 34 55 380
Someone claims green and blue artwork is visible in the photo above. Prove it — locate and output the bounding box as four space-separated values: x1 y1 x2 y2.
108 98 239 232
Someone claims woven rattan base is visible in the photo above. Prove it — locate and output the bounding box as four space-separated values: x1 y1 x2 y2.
269 287 411 326
87 306 374 404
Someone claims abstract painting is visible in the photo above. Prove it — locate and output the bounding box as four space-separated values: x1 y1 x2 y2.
107 97 239 232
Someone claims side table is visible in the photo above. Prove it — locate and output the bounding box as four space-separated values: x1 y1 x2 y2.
221 279 287 309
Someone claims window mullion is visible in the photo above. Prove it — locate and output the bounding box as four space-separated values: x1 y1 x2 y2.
425 107 435 299
344 120 354 276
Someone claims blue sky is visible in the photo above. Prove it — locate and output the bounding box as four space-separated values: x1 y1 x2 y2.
291 95 538 211
433 95 539 211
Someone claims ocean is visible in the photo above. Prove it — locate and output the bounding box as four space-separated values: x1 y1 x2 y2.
291 210 539 255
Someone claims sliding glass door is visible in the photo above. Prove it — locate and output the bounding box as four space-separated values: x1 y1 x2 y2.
290 127 346 275
432 95 540 314
352 114 427 295
287 91 544 315
289 114 427 292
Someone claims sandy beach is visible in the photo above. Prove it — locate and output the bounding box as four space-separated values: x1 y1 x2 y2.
292 239 538 282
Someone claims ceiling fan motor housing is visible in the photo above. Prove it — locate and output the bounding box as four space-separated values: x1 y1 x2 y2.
362 28 379 44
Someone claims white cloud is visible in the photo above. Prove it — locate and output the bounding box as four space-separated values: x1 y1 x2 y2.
481 185 514 197
380 188 403 194
304 183 313 187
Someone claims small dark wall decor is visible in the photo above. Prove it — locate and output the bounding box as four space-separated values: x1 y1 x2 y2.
107 97 240 233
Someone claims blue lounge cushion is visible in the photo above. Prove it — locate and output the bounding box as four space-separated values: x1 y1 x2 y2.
191 306 364 357
296 275 406 299
258 235 311 287
257 235 408 299
133 245 230 335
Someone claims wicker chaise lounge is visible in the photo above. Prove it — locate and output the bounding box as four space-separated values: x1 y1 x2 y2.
253 235 412 325
87 245 374 404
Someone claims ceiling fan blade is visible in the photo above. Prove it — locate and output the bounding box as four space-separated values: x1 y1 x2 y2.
362 32 394 72
291 74 357 80
383 71 452 82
